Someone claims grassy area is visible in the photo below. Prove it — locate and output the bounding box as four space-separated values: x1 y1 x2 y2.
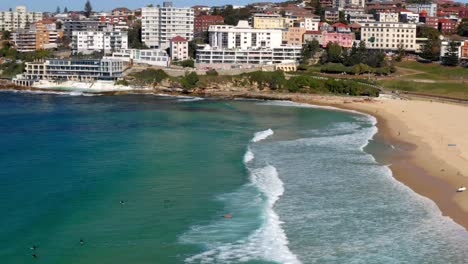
396 61 468 81
378 79 468 99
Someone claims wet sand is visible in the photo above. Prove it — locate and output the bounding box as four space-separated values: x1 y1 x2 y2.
327 97 468 230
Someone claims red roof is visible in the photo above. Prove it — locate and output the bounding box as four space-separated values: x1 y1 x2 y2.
438 18 455 23
331 22 349 28
305 30 322 34
171 36 188 42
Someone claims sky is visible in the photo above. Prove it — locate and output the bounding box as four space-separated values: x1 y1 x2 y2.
0 0 284 12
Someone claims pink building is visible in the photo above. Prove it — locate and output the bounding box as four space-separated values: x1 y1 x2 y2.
322 32 354 48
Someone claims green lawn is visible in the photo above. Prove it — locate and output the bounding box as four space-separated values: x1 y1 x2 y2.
378 79 468 99
396 61 468 81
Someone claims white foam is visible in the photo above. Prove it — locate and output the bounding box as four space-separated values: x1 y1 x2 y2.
243 148 254 163
178 97 204 102
185 165 301 264
251 129 274 143
0 89 100 96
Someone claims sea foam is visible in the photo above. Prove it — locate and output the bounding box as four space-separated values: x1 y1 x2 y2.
251 129 274 143
182 130 300 264
243 147 254 163
184 164 300 264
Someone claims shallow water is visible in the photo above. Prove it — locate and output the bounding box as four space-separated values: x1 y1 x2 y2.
0 92 467 264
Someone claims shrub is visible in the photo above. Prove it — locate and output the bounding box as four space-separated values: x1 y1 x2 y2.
115 79 129 86
130 69 168 85
176 59 195 68
206 69 218 76
180 72 199 90
244 70 286 90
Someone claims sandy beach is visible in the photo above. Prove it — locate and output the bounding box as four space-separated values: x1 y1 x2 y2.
340 97 468 230
201 90 468 230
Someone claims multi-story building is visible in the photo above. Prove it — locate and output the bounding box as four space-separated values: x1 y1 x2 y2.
111 7 134 17
0 6 43 31
376 12 399 23
196 20 302 67
194 15 224 35
63 20 110 38
294 16 320 31
141 2 194 49
283 27 306 46
406 3 437 17
196 46 302 67
438 19 458 34
208 21 283 50
304 30 323 45
109 49 169 66
16 59 123 82
461 40 468 60
192 5 210 16
251 14 286 29
361 22 417 51
170 36 189 61
325 8 340 23
12 20 61 52
72 31 128 54
399 11 419 24
347 13 375 23
420 14 438 29
345 0 365 8
322 32 354 48
440 40 461 59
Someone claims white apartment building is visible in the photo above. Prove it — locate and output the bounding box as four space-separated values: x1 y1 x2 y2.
296 17 320 31
361 22 417 51
399 12 419 24
347 13 375 23
345 0 365 8
406 3 437 17
141 2 194 49
72 31 128 55
376 12 399 23
0 6 42 31
208 21 283 50
197 20 302 67
170 36 189 61
109 49 169 67
196 46 302 66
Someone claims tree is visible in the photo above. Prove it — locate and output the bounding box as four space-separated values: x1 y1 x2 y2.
2 30 11 40
441 41 460 66
64 7 68 13
84 0 93 18
324 42 343 63
417 26 441 39
314 0 324 20
301 39 321 64
338 11 347 24
395 43 406 62
457 22 468 37
181 72 199 90
420 40 440 61
128 20 147 49
418 26 441 61
56 6 61 14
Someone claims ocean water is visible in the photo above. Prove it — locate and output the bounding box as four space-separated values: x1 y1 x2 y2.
0 91 467 264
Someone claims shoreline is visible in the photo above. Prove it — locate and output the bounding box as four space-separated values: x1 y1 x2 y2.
2 86 468 231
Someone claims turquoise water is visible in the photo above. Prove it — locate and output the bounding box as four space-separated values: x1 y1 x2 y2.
0 91 467 264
